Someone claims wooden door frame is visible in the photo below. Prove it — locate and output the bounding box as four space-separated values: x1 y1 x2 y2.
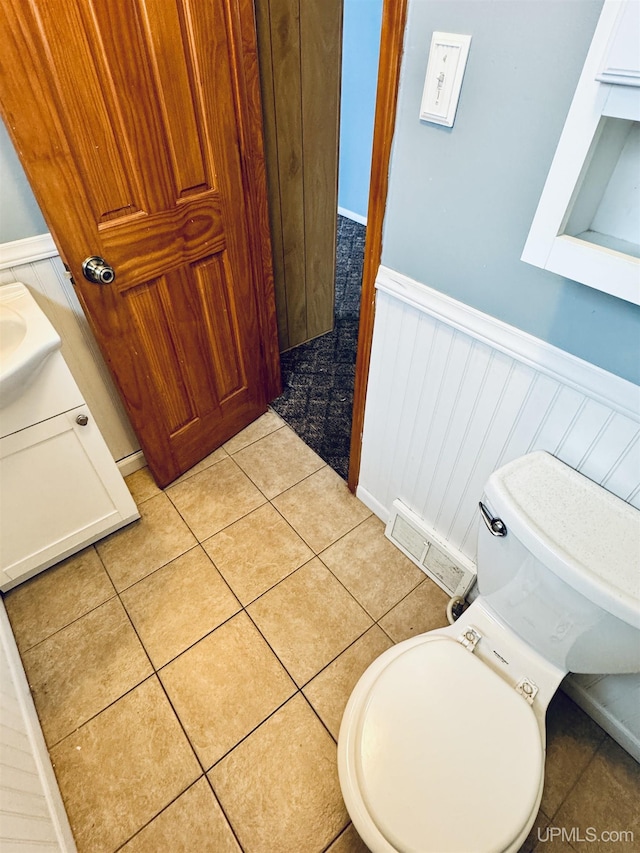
232 0 283 400
348 0 408 492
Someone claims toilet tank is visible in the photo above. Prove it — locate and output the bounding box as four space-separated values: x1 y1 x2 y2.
477 452 640 674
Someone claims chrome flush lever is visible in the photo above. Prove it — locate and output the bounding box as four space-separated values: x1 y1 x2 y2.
479 501 507 537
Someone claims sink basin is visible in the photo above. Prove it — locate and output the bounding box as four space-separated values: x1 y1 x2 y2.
0 283 61 409
0 304 27 356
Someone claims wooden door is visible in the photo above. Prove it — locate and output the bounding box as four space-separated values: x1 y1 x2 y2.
255 0 342 351
0 0 281 487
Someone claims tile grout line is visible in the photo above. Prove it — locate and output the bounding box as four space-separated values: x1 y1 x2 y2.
112 585 251 850
10 413 450 850
13 459 428 758
111 775 217 853
543 733 608 828
115 456 368 797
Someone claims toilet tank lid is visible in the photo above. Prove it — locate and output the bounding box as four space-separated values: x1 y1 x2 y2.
484 452 640 629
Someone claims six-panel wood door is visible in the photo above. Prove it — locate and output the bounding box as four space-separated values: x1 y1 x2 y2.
0 0 280 486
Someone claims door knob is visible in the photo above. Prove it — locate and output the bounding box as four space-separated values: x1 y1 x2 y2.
82 256 115 284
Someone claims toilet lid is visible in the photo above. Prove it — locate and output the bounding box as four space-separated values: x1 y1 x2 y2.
353 637 543 853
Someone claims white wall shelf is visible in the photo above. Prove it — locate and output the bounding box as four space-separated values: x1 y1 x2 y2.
522 0 640 305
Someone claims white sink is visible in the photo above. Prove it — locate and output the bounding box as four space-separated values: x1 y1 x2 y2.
0 283 61 409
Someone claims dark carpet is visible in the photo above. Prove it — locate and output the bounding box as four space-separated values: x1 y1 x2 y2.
271 215 366 481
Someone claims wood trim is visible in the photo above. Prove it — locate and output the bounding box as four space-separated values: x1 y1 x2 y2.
300 0 342 339
348 0 408 492
255 0 341 351
254 0 289 350
228 0 282 399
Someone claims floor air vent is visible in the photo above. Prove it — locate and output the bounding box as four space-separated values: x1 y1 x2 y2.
385 499 476 598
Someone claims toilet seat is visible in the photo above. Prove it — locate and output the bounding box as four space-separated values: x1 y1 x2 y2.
339 635 545 853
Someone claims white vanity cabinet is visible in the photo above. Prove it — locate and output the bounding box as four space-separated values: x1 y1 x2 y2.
0 350 139 591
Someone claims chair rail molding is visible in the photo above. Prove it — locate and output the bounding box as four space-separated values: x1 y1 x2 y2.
374 266 639 420
0 233 58 270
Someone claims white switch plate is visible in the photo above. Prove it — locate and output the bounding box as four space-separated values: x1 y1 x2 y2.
420 32 471 127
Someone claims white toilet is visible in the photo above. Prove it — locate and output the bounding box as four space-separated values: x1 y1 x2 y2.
338 451 640 853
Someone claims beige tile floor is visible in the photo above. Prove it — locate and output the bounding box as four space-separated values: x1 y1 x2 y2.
4 411 639 853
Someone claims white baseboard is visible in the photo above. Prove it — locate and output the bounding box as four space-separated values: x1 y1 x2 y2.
356 484 389 522
561 678 640 763
338 207 367 226
117 450 147 478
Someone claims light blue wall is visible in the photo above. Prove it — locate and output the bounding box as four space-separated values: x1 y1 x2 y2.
0 120 47 243
382 0 640 385
338 0 383 221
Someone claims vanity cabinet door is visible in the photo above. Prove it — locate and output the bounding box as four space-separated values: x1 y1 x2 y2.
0 407 138 589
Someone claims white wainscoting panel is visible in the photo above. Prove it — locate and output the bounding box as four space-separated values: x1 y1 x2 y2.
0 603 76 851
358 265 640 759
0 237 140 464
